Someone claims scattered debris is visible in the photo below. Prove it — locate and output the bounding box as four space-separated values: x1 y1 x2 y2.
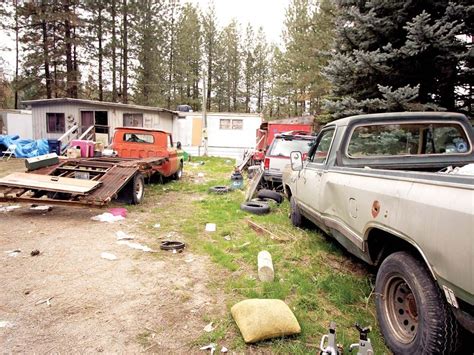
0 205 21 213
258 251 275 282
117 240 154 252
199 161 205 165
30 249 40 256
184 257 194 263
160 240 185 252
441 163 474 175
237 242 251 249
153 223 161 229
247 219 290 242
35 296 54 306
109 207 127 217
91 212 125 223
208 186 230 194
223 235 231 241
205 223 216 232
100 252 118 261
203 322 214 332
221 346 228 353
5 249 21 257
200 343 216 354
0 321 14 328
116 231 134 240
197 172 205 178
30 204 53 211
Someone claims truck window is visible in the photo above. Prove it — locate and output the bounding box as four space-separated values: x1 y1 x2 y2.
347 123 470 157
310 128 335 164
123 133 154 144
268 137 314 157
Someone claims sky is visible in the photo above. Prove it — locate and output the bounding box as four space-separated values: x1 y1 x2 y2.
0 0 290 78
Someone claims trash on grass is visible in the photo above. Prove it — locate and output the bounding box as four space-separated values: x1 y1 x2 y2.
117 240 154 252
30 204 53 211
153 223 161 229
35 296 54 306
5 249 21 257
197 172 205 178
204 321 214 332
0 205 21 213
200 343 216 354
0 321 14 328
91 212 125 223
109 207 127 217
100 252 118 260
223 235 231 241
205 223 216 232
221 346 228 353
116 231 134 240
185 257 194 263
258 250 274 282
30 249 40 256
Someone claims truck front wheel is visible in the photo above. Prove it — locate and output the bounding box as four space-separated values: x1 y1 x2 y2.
375 251 460 354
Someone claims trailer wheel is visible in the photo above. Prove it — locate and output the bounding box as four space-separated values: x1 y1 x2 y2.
123 173 145 205
375 251 460 354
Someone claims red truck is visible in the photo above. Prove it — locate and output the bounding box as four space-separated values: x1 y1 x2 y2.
0 127 183 206
252 118 316 164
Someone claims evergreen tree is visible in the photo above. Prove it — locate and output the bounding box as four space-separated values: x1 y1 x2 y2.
202 3 218 110
324 0 472 118
253 27 270 113
242 24 256 113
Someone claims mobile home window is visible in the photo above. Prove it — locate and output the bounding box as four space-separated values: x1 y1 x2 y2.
219 118 243 130
123 113 144 127
46 113 65 133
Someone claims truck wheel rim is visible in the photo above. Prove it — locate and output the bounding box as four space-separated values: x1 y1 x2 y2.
385 276 418 344
135 180 144 199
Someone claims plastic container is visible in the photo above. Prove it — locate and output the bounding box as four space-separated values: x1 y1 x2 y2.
230 170 244 190
70 139 95 158
47 139 62 155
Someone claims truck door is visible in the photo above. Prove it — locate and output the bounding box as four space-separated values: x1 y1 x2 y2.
296 128 336 218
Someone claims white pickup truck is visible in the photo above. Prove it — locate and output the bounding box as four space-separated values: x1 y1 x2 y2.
283 112 474 354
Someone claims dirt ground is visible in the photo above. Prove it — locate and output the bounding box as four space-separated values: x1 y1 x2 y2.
0 203 226 353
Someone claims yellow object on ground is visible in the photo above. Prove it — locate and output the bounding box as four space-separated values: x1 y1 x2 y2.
231 299 301 343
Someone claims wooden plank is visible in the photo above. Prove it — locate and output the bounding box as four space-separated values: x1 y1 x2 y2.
0 172 101 194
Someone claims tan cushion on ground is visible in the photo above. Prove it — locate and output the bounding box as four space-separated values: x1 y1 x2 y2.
231 298 301 343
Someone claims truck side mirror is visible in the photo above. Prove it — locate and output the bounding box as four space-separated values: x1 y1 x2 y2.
290 151 303 171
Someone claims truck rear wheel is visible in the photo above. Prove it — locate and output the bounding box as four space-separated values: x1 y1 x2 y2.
375 251 460 354
122 173 145 205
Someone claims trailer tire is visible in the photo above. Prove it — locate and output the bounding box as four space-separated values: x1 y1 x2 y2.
257 189 283 204
174 162 183 180
124 173 145 205
375 251 461 354
240 201 270 215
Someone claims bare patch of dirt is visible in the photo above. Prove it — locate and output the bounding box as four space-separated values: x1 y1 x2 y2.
0 204 226 352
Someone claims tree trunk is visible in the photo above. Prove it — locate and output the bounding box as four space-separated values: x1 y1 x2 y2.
64 2 74 98
111 0 117 102
122 0 128 104
14 0 19 108
41 3 52 99
98 3 103 101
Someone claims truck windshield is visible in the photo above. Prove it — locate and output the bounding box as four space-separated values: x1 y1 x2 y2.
268 137 315 157
347 123 470 157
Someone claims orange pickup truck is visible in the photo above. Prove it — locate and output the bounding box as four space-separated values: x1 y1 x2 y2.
110 127 183 180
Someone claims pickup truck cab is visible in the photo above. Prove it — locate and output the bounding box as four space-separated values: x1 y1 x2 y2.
284 112 474 354
110 127 183 180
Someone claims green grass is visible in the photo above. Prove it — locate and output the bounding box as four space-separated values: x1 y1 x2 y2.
140 156 389 353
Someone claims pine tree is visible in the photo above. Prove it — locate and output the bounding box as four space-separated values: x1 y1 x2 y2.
242 24 256 113
202 3 218 111
324 0 472 118
253 27 270 113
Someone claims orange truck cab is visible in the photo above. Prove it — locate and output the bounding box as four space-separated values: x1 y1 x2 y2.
110 127 182 178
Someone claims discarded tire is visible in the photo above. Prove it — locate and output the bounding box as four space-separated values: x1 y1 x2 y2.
209 186 230 194
240 201 270 215
160 241 185 251
257 189 283 204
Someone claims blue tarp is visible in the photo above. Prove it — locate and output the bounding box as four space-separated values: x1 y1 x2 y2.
0 135 50 158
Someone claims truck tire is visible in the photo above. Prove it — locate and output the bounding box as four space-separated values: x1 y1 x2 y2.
257 189 283 204
174 162 183 180
290 196 303 227
240 201 270 215
375 251 460 354
124 173 145 205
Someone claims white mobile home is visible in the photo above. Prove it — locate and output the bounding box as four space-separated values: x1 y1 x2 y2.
22 98 178 144
0 109 33 139
174 112 262 159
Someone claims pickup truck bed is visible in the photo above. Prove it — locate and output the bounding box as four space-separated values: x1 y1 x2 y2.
0 157 166 206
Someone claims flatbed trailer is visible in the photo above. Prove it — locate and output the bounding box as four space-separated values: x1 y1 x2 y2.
0 156 166 207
